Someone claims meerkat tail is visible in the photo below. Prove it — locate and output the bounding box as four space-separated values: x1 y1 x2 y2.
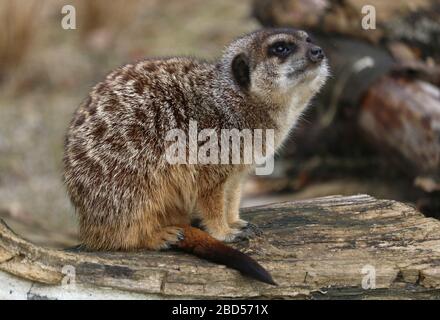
174 225 277 286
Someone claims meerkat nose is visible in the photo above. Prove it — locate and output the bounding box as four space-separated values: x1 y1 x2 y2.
308 46 325 63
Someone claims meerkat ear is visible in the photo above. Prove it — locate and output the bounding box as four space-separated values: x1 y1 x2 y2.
231 53 250 90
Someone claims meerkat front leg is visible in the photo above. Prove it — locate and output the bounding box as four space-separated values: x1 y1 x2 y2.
225 175 248 229
197 184 241 242
225 175 263 238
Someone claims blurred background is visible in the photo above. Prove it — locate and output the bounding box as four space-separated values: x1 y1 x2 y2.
0 0 439 248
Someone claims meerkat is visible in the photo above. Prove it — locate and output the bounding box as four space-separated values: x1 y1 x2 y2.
63 28 328 285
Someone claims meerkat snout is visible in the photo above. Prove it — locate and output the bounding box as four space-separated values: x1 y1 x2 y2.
307 46 325 63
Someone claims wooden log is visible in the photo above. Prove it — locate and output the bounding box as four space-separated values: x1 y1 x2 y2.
2 194 440 299
359 76 440 192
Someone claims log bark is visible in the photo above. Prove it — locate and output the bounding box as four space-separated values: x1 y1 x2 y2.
359 76 440 192
2 195 440 299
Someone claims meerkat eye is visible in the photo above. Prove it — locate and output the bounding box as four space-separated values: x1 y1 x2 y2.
306 37 312 43
269 42 296 58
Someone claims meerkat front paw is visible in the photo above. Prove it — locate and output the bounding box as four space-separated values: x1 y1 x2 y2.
231 222 263 242
229 219 263 237
228 218 249 229
237 222 263 239
208 227 242 243
223 228 243 243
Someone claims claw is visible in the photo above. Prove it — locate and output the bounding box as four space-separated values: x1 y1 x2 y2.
244 222 263 236
176 231 185 241
229 223 263 242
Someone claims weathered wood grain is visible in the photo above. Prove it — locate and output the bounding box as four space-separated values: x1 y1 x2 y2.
1 194 440 299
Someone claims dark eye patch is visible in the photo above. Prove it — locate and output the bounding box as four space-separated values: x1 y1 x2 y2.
268 41 297 58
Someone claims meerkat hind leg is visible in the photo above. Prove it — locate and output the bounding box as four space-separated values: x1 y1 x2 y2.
140 205 188 250
144 226 185 250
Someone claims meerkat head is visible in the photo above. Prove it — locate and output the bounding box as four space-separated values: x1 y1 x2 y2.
222 28 329 105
